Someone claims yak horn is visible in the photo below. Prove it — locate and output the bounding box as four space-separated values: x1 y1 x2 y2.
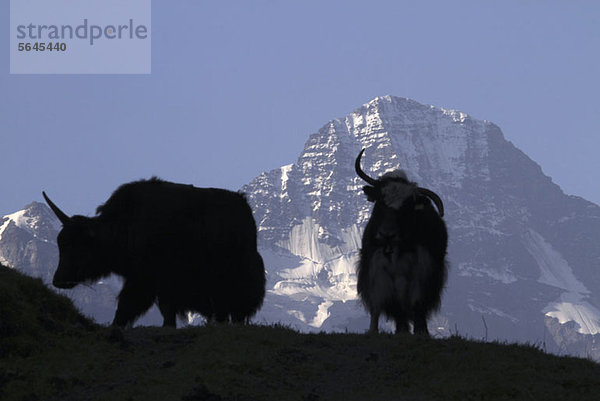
418 187 444 217
355 149 378 186
42 191 71 224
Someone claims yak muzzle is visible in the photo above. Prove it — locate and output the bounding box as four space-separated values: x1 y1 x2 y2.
52 278 77 289
52 269 78 289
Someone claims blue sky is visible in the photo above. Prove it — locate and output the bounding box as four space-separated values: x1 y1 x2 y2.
1 1 599 215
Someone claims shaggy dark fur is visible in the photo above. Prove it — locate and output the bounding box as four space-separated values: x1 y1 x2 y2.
44 177 266 327
355 151 447 336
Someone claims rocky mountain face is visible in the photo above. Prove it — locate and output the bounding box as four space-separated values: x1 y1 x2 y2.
3 95 600 360
244 96 600 359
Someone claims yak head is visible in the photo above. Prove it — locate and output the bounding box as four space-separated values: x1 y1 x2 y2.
43 192 112 289
355 149 444 216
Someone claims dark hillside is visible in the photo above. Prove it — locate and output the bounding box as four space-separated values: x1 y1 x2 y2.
0 264 94 358
1 264 599 401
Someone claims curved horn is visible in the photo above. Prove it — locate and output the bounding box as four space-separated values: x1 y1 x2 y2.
355 149 378 186
42 191 70 224
418 187 445 217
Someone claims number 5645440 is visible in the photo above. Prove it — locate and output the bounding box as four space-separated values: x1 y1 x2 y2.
18 42 66 51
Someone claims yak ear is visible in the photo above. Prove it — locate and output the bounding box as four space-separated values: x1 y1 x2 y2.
362 186 378 202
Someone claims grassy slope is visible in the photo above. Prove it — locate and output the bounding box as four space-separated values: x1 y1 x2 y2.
1 264 599 401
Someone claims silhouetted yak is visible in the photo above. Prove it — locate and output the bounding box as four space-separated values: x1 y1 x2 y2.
44 177 265 327
355 150 447 336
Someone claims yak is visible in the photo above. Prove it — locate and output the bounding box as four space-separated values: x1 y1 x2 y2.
43 177 266 327
355 149 447 336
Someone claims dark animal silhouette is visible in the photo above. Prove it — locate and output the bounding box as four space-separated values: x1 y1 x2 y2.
355 149 447 336
43 178 265 327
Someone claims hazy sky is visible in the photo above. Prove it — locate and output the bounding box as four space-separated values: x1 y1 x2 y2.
1 1 599 215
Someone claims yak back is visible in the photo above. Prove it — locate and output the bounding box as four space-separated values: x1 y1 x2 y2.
95 178 259 274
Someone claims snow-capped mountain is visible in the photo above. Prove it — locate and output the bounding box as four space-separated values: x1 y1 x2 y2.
3 95 600 360
245 96 600 358
0 202 61 281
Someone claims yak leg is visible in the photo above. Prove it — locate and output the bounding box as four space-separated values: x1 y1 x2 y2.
158 300 177 328
230 312 248 324
368 311 380 334
413 313 430 337
412 247 433 337
214 311 229 323
413 303 430 336
208 296 229 323
113 280 155 327
394 312 410 334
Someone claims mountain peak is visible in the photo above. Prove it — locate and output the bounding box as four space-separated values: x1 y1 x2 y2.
357 95 483 129
361 94 420 109
244 95 600 359
0 202 60 243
